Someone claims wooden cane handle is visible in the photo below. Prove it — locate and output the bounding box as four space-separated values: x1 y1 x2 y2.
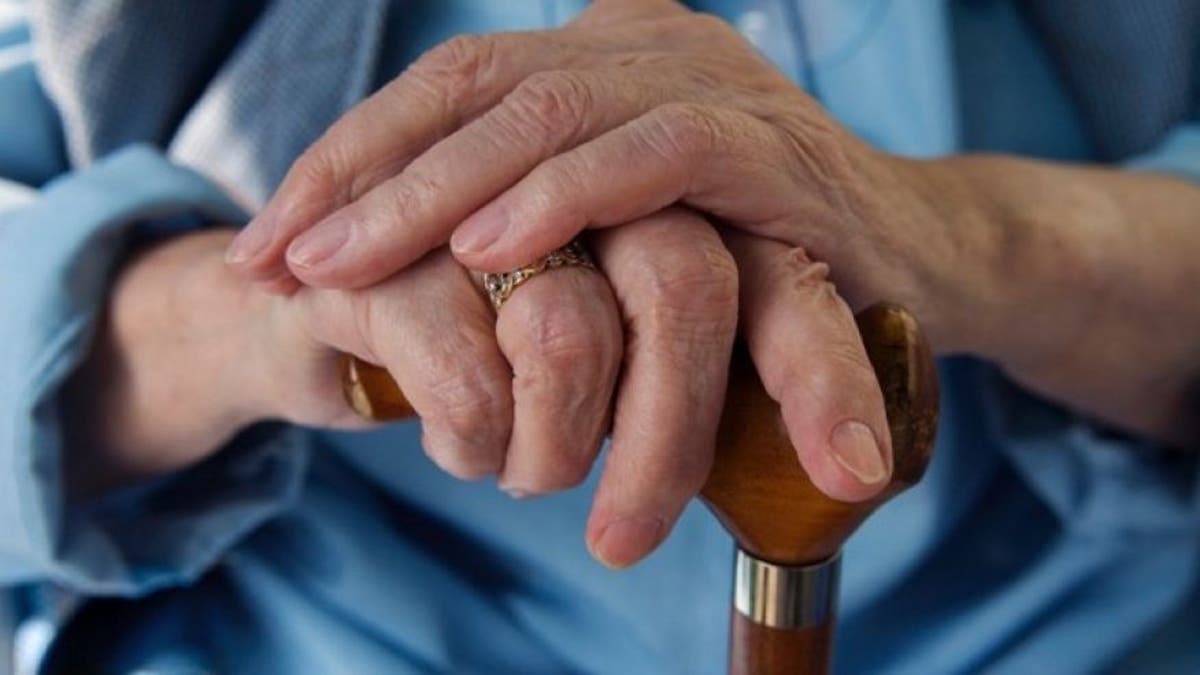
341 352 416 420
700 303 938 564
703 303 937 675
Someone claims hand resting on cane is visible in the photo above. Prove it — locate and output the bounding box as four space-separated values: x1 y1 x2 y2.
231 0 1200 449
66 209 889 571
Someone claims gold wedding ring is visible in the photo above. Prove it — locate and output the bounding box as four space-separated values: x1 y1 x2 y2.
481 239 596 311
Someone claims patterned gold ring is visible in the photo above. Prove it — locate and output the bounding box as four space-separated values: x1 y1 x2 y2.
481 239 597 311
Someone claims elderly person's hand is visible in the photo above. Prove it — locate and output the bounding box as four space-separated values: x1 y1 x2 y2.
227 0 1200 452
226 0 901 299
226 0 921 314
222 0 901 553
66 228 621 496
70 206 887 570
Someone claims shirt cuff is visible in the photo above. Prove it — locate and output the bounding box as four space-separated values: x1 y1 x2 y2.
0 145 310 595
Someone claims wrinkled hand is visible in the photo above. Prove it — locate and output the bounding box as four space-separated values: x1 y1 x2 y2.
281 217 892 569
225 0 908 563
273 209 742 569
275 210 744 569
228 0 939 315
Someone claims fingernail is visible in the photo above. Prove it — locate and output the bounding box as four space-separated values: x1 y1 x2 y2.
451 204 510 255
829 420 887 485
287 217 351 270
590 516 664 570
225 217 275 265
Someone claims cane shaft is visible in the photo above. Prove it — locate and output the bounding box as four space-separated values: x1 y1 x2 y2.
730 613 834 675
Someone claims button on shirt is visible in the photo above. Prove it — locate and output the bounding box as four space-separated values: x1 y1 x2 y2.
1 1 1198 673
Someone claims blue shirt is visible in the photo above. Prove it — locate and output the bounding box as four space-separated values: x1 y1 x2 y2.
2 1 1198 673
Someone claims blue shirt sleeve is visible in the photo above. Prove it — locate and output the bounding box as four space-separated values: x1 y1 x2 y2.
1124 123 1200 183
0 146 311 596
988 115 1200 557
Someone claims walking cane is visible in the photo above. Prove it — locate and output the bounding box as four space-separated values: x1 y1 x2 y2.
341 303 939 675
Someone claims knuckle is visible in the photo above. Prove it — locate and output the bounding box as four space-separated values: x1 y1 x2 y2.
642 243 739 317
416 355 511 450
356 171 443 242
411 34 496 83
698 245 741 311
770 252 875 378
522 304 604 367
406 34 499 106
427 374 506 437
287 143 350 210
775 248 832 290
386 170 443 218
629 242 739 363
403 170 448 204
503 70 593 141
641 103 721 162
771 251 854 320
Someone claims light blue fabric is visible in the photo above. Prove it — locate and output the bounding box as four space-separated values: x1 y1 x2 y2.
1 1 1198 674
0 5 64 186
0 146 310 593
1128 126 1200 183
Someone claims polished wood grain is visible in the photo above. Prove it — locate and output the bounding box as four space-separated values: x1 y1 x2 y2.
730 611 833 675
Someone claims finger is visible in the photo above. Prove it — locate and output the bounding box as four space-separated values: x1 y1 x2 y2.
229 11 766 286
584 210 738 568
289 63 743 288
297 249 514 479
250 24 739 288
225 31 590 281
722 232 891 501
286 68 662 289
451 103 833 273
493 263 622 497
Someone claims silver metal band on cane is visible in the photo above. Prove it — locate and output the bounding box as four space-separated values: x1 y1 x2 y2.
734 549 840 629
